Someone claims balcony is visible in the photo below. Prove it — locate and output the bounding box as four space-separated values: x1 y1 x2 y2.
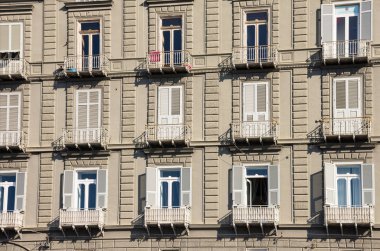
59 209 105 235
322 40 371 64
231 121 278 144
321 117 371 142
0 211 23 235
145 124 191 147
232 45 278 69
63 55 109 77
62 128 109 149
0 59 29 80
0 131 25 150
324 205 374 235
146 50 192 74
232 206 279 234
144 206 190 235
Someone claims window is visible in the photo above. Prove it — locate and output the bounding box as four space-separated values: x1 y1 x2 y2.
324 163 374 207
0 172 26 213
62 169 108 210
321 2 372 47
232 165 279 207
145 167 191 209
244 12 268 62
0 93 21 132
76 89 101 129
79 21 101 70
333 78 361 119
243 82 268 122
0 23 23 60
161 17 182 65
158 86 183 125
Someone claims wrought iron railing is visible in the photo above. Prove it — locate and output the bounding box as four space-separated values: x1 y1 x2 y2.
64 55 109 73
0 59 29 77
144 206 191 225
0 211 23 229
0 131 25 148
232 45 278 65
324 205 374 225
146 50 192 70
232 206 279 224
145 124 191 142
231 121 278 140
322 40 371 60
62 128 109 146
59 209 105 227
322 117 371 137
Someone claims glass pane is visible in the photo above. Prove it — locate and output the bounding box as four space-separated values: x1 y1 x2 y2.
247 25 255 61
336 17 345 42
79 172 97 180
351 178 361 206
92 34 100 56
79 184 85 210
161 170 181 178
173 30 182 65
82 35 89 70
7 186 15 211
246 12 268 22
163 30 171 65
335 5 359 16
246 168 268 176
247 178 268 206
162 18 182 27
258 24 268 46
161 182 168 208
348 16 358 41
89 183 97 209
0 175 16 182
337 179 347 206
0 187 4 212
81 22 100 31
337 167 360 175
172 181 180 208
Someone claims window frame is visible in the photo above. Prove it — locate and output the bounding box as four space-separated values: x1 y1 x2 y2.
158 15 184 52
0 92 21 132
77 20 102 57
242 9 270 48
335 162 362 207
243 163 271 207
158 167 182 209
332 77 362 119
75 89 102 129
0 22 23 58
241 81 270 122
0 172 17 213
74 168 99 211
157 85 184 125
333 3 360 42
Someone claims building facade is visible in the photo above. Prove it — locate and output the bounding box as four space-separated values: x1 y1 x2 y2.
0 0 379 250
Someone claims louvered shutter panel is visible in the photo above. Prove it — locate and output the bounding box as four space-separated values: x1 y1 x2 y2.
96 169 108 209
89 90 100 128
171 87 181 116
324 162 336 206
15 172 26 211
257 83 267 121
11 24 21 52
77 91 88 129
361 164 374 205
321 4 334 43
0 95 7 131
360 1 372 41
268 165 279 206
181 167 191 206
232 166 245 206
0 25 9 52
158 88 169 124
146 167 158 208
335 80 346 110
8 94 20 131
63 170 75 209
243 84 255 122
348 80 359 109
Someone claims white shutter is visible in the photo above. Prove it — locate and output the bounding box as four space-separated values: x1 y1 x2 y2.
321 4 334 43
10 24 21 52
232 166 245 206
76 90 101 129
347 79 361 117
268 165 279 206
77 91 88 129
334 79 361 118
88 90 100 128
324 162 336 206
360 1 372 41
243 83 255 122
256 83 268 121
96 169 108 209
158 87 169 124
170 86 182 124
63 170 75 209
146 167 158 208
15 172 26 211
0 93 20 131
0 95 7 131
181 167 191 206
361 164 374 206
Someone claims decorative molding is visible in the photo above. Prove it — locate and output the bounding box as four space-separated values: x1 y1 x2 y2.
64 0 113 11
0 3 34 14
146 0 193 7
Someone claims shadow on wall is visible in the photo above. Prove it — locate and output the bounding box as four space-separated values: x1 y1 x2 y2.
309 171 323 225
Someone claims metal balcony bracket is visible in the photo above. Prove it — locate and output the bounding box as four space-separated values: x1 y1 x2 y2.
1 228 8 239
158 140 163 147
245 138 250 145
273 223 278 236
172 66 176 74
184 223 189 236
158 223 163 235
171 140 176 147
340 223 343 236
325 224 329 236
355 222 358 236
144 224 151 236
72 225 79 236
247 222 251 235
259 137 263 145
85 225 91 236
232 222 237 235
259 222 264 236
370 224 373 237
171 223 176 236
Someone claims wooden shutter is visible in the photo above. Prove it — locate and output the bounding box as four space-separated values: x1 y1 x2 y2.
181 167 191 206
361 164 374 205
146 167 158 208
324 162 336 206
321 4 334 43
335 80 346 110
232 166 245 206
63 170 75 209
268 165 279 206
171 87 181 116
76 90 100 129
243 83 255 122
15 172 26 211
256 83 268 121
0 25 9 52
0 93 20 131
11 24 21 52
158 87 169 124
96 169 108 209
360 1 372 41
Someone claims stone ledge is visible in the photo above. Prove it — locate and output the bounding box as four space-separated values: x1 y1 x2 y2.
64 0 113 11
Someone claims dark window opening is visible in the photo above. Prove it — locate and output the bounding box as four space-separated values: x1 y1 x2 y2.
246 178 268 206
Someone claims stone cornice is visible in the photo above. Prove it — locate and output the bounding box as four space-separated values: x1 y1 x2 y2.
146 0 194 7
64 0 113 11
0 3 34 14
